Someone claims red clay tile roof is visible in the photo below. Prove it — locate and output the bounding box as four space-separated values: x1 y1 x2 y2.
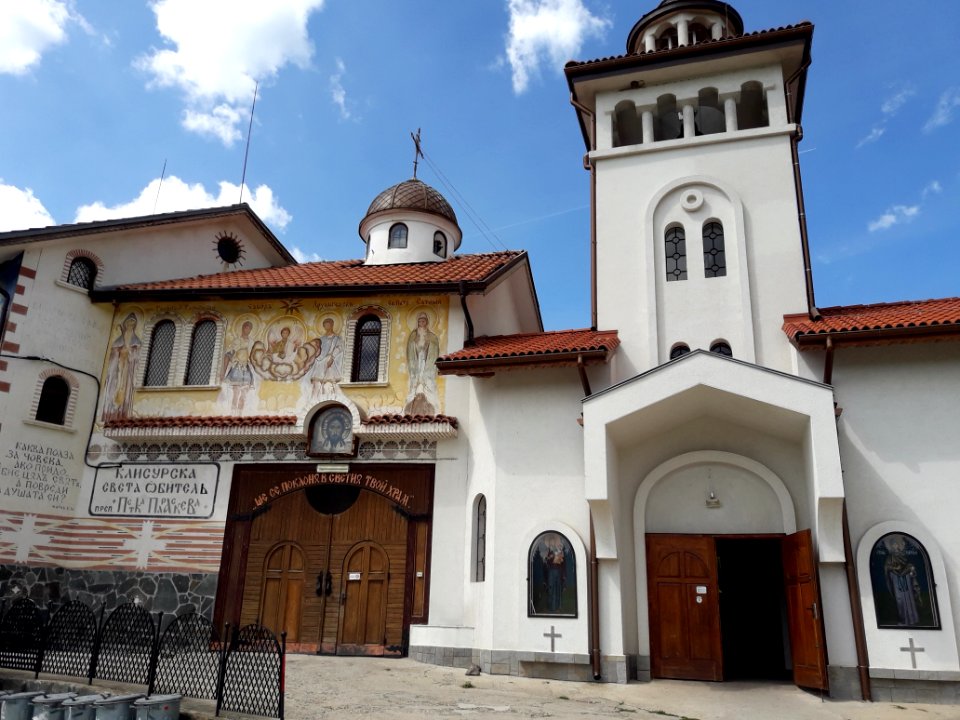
437 328 619 374
101 251 524 295
783 297 960 348
364 414 458 429
104 415 298 429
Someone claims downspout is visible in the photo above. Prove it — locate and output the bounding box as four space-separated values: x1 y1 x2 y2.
458 281 475 346
784 56 820 321
842 501 872 701
576 352 602 680
570 95 598 330
822 336 834 385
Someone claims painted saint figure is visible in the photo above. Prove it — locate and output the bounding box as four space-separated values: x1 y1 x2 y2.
103 312 141 421
310 317 343 398
404 312 440 415
222 320 256 414
310 406 353 455
544 535 566 612
884 535 922 626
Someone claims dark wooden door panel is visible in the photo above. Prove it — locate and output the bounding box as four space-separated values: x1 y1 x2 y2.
782 529 829 691
647 535 723 682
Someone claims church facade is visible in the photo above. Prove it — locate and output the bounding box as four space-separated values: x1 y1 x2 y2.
1 0 959 705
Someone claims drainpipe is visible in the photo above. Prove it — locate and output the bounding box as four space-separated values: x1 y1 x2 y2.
458 281 475 346
576 354 592 397
784 56 820 321
570 95 598 330
842 501 872 701
589 515 602 680
823 336 834 385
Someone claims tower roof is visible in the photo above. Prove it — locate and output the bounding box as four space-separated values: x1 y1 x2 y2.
363 178 458 227
626 1 744 54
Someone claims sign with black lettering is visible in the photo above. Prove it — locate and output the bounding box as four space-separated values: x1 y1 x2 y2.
90 464 218 518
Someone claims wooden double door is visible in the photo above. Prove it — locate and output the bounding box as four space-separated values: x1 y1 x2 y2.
646 531 828 690
215 464 432 656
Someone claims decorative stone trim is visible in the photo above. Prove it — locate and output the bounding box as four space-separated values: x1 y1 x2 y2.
342 305 391 383
360 419 458 440
29 368 81 428
60 249 105 289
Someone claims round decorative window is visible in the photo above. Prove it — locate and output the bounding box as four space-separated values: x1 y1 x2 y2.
214 232 244 265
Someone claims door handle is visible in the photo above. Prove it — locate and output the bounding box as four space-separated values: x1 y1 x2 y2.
340 591 346 606
808 602 819 620
316 571 333 597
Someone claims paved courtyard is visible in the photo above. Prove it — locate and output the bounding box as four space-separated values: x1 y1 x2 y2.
6 654 960 719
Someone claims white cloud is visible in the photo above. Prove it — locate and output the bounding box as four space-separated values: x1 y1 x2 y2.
504 0 610 94
921 180 942 199
856 126 885 148
290 246 322 263
74 176 292 230
0 0 87 75
329 57 352 121
924 87 960 133
868 204 919 233
880 87 915 116
138 0 326 145
0 181 56 231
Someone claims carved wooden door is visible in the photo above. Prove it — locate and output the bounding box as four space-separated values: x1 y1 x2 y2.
647 534 723 681
337 541 389 655
782 529 829 690
260 542 306 643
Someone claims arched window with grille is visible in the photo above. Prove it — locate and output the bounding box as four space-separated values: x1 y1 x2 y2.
66 257 97 290
144 320 176 386
664 225 687 281
35 376 70 425
184 319 217 385
473 494 487 582
669 343 691 360
351 315 382 382
433 231 447 258
710 340 733 357
703 221 727 277
388 223 408 249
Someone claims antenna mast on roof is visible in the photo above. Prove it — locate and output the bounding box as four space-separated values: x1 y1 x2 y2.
411 128 424 179
153 158 167 213
239 80 259 205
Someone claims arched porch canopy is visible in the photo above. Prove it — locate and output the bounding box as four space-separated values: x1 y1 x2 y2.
582 350 844 562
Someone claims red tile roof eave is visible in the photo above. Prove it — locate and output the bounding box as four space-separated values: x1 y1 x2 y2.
786 323 960 350
437 348 611 375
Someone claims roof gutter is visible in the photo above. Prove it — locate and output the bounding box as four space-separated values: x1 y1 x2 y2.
436 347 610 376
790 323 960 350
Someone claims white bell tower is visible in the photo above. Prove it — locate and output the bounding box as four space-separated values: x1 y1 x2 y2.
566 0 817 380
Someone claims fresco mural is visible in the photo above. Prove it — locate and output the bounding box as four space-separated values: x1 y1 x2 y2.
96 296 449 424
528 531 577 618
870 532 940 629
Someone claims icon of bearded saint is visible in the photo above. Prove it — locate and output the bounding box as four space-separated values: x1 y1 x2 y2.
250 324 322 381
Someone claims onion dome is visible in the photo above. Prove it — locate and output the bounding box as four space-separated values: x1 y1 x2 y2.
362 178 458 228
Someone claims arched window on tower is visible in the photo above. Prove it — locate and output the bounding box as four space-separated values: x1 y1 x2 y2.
433 231 447 258
614 100 642 147
654 94 681 141
695 88 724 136
473 494 487 582
656 25 678 50
66 257 97 290
144 320 176 386
184 319 217 385
35 376 70 425
702 221 727 277
664 225 687 281
669 343 691 360
738 81 769 130
688 22 710 44
388 223 408 249
710 341 733 357
352 315 382 382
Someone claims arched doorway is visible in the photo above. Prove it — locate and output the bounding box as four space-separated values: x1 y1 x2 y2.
260 542 306 642
338 541 389 654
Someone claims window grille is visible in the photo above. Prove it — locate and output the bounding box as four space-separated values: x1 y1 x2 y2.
184 320 217 385
144 320 176 386
475 495 487 582
36 376 70 425
66 258 97 290
388 223 408 249
433 231 446 258
665 226 687 281
669 344 691 360
703 221 727 277
710 341 733 357
352 315 381 382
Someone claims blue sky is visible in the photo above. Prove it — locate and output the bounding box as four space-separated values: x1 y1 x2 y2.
1 0 957 330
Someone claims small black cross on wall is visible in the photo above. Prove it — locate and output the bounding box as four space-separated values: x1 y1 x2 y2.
543 625 562 652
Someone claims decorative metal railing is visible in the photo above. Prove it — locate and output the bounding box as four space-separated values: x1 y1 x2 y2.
0 597 285 719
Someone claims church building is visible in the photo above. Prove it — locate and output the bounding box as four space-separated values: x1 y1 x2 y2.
1 0 958 706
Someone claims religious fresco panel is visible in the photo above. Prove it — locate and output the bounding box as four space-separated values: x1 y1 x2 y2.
96 295 450 424
528 531 578 618
869 532 940 629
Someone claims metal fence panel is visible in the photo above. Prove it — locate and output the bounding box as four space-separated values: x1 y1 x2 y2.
40 600 98 679
93 603 157 686
0 598 43 671
217 625 285 720
153 612 221 699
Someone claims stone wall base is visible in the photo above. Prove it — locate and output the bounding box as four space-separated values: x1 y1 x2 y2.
0 564 218 620
870 668 960 704
409 645 634 683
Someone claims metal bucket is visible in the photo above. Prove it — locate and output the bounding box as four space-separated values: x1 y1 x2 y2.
92 695 144 720
1 692 45 720
30 693 78 720
61 695 108 720
132 696 180 720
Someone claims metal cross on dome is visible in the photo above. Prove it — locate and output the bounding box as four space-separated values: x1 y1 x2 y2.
411 128 424 179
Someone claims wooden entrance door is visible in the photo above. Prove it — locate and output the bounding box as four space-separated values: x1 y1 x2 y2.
337 541 389 655
647 534 723 681
260 542 306 642
782 529 829 690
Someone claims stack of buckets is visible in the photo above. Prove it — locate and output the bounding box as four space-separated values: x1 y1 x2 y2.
0 691 181 720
